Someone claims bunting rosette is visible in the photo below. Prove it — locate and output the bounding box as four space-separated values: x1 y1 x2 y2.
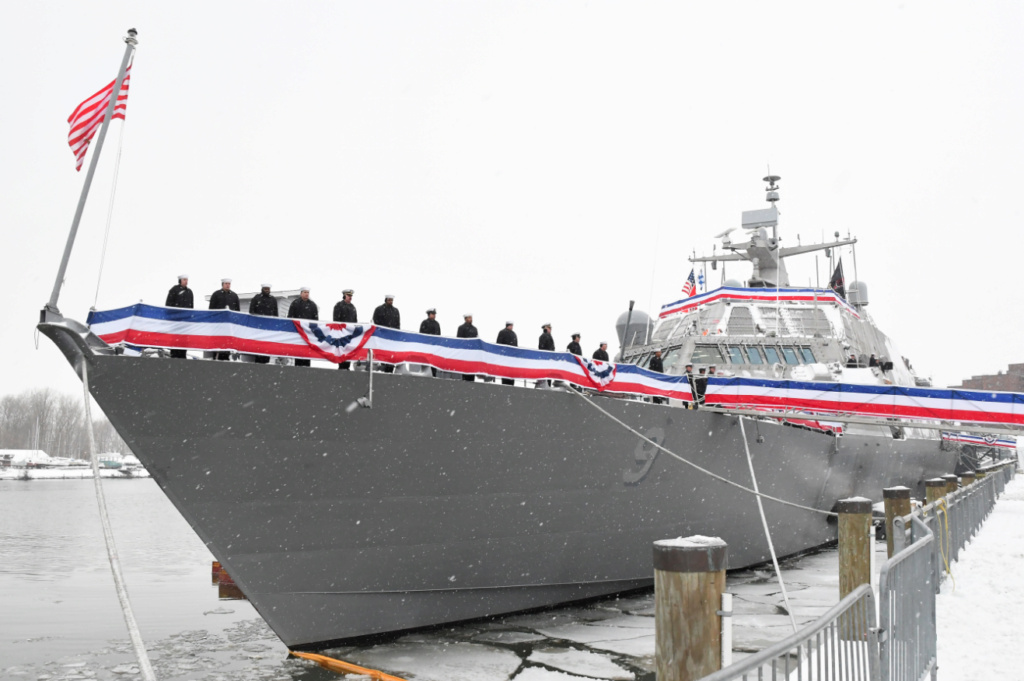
293 322 374 362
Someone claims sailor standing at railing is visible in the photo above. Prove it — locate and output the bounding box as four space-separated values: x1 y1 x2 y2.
496 321 518 386
649 350 666 404
165 274 192 359
592 342 609 361
457 314 478 382
248 284 278 364
566 333 582 356
372 295 401 373
537 324 555 387
420 308 441 377
288 287 318 367
333 289 357 370
209 279 240 361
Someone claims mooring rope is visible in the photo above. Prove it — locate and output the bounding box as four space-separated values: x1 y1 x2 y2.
566 388 838 517
81 362 157 680
739 416 799 633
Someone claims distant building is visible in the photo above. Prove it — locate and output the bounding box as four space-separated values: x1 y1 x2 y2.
955 363 1024 392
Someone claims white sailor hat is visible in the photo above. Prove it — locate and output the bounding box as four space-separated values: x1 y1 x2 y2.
463 313 473 318
177 273 188 280
572 332 581 339
541 323 551 329
261 283 271 289
385 294 395 299
300 286 310 292
599 341 607 345
506 320 514 325
342 288 354 295
426 308 436 314
221 278 232 284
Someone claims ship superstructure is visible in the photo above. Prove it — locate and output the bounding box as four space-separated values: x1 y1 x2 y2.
622 177 927 390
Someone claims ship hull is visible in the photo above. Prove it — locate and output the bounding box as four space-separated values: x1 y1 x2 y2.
45 325 955 648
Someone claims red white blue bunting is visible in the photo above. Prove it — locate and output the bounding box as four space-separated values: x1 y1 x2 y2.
86 304 692 400
659 286 860 319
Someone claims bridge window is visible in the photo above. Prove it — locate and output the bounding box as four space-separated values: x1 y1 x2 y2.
800 347 816 363
781 347 800 365
764 347 781 364
745 347 764 364
726 346 744 364
690 345 724 365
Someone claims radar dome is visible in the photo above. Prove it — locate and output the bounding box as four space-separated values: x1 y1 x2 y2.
616 309 654 349
847 281 869 307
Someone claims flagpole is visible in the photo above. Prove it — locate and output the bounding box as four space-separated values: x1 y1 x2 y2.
44 28 138 320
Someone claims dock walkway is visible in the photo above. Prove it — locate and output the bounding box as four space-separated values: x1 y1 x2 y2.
935 473 1024 680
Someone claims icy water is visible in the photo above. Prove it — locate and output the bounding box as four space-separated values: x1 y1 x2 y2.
0 479 875 681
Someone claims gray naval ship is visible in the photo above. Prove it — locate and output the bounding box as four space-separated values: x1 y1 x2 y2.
38 176 957 650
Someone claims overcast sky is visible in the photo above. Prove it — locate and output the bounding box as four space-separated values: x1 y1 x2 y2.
2 1 1022 398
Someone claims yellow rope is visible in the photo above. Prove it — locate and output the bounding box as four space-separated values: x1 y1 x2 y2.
289 650 409 681
935 499 956 592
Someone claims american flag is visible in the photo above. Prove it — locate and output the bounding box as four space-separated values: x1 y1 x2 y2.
681 268 696 298
68 65 132 171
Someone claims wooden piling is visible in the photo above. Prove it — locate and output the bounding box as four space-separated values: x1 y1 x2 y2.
882 487 911 558
960 471 976 486
838 498 873 599
925 478 947 505
654 536 727 681
942 474 960 494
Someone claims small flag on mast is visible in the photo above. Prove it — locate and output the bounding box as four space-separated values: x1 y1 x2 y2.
681 269 697 298
829 258 846 299
67 64 132 171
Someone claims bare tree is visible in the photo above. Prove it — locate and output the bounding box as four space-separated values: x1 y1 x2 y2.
0 388 130 459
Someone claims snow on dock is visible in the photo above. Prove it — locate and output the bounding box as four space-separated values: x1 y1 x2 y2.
935 473 1024 680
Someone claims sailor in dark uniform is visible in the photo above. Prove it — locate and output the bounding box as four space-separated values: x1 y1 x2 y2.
649 349 666 404
496 321 518 386
420 308 441 376
333 289 357 370
333 289 357 323
209 278 240 360
165 274 192 358
420 308 440 335
538 324 555 351
566 333 582 356
248 283 278 364
683 363 694 408
537 324 555 387
693 367 708 409
287 286 318 367
592 342 609 362
457 314 478 382
372 295 401 373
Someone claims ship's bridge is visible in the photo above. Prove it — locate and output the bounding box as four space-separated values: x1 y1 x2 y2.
622 285 883 382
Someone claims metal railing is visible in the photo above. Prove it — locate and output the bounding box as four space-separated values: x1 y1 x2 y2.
879 463 1015 681
696 585 879 681
698 461 1016 681
877 514 936 681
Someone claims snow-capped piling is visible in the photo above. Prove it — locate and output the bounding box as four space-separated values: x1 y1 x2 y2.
883 486 912 558
961 471 976 486
942 474 960 494
653 535 727 681
925 478 947 505
837 498 872 599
